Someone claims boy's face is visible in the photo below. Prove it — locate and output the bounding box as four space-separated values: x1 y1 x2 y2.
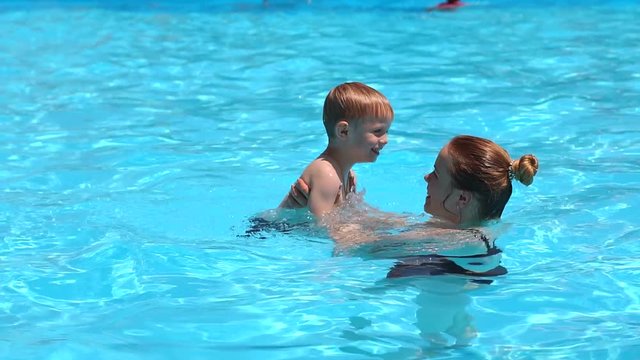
347 117 392 163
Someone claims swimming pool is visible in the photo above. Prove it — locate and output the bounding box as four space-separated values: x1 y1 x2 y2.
1 0 639 358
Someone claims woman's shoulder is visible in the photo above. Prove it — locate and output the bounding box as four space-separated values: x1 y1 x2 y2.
437 230 492 257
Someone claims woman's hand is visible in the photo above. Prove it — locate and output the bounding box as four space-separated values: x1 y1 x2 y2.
281 171 357 209
282 178 311 208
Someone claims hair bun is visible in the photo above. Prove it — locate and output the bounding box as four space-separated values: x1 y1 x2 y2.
511 154 538 186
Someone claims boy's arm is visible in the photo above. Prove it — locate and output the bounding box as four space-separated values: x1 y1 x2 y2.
306 167 342 216
284 170 356 208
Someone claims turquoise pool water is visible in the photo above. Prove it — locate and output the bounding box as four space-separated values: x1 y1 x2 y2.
2 0 639 359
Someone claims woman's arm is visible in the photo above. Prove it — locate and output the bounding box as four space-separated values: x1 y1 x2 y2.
286 176 413 227
282 177 495 255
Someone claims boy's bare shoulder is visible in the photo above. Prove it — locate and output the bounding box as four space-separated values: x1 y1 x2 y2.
300 158 341 187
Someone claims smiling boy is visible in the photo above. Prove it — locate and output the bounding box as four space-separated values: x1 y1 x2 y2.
279 82 394 216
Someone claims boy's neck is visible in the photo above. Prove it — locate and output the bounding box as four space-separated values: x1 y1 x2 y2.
320 146 355 181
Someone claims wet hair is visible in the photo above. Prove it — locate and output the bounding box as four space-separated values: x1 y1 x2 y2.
322 82 393 139
446 135 539 220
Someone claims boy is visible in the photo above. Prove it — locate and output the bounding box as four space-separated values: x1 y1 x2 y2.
279 82 394 216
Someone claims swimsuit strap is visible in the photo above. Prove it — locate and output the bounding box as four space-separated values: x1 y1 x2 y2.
467 228 500 253
427 229 501 259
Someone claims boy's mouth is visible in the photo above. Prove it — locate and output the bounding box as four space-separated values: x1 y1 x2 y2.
372 148 380 155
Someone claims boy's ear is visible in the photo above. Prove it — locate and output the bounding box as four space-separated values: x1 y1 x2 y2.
334 120 349 139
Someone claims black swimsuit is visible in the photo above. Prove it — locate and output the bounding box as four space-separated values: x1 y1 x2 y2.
386 230 507 283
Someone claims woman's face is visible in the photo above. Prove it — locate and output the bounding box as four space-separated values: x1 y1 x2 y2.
423 145 460 222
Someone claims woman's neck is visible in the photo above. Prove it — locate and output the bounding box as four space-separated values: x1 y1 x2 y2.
428 216 483 229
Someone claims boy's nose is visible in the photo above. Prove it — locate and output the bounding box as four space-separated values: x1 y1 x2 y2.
380 134 388 145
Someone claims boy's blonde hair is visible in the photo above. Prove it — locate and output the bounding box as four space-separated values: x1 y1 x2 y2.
322 82 393 138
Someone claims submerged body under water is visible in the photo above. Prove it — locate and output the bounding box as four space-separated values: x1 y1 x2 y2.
244 192 508 284
241 196 510 347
